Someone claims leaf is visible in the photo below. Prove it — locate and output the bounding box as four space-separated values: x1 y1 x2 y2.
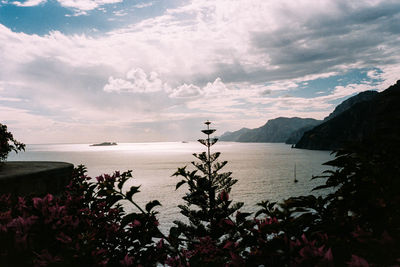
169 226 180 239
122 170 133 178
210 138 218 146
197 139 207 146
107 194 123 207
312 184 333 191
146 200 161 213
193 152 207 162
126 186 141 201
284 195 317 209
213 161 228 172
121 213 140 228
176 180 186 190
172 167 187 177
117 176 128 190
210 152 221 162
236 212 252 222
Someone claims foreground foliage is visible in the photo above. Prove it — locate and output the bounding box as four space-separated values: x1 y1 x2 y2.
0 123 25 162
0 166 167 266
1 122 399 266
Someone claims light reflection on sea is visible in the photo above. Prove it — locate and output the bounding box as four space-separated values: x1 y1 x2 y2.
8 142 333 232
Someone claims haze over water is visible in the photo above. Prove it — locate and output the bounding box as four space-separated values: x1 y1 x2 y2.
8 142 333 230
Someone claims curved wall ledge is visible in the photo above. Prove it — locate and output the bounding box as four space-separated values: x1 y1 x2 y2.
0 161 74 196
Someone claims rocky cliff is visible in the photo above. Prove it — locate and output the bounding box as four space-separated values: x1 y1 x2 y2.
295 80 400 150
323 90 378 121
220 117 320 143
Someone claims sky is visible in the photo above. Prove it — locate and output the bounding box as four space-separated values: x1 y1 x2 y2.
0 0 399 144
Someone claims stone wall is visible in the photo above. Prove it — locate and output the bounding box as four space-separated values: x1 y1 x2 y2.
0 161 74 196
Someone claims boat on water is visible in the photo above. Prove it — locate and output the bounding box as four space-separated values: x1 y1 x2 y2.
90 142 118 146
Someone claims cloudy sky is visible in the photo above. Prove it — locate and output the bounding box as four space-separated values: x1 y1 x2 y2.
0 0 399 144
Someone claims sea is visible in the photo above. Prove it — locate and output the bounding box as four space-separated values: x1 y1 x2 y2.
8 141 333 232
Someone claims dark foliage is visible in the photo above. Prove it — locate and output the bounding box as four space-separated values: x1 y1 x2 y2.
245 139 400 266
170 121 247 265
0 166 167 266
0 123 25 162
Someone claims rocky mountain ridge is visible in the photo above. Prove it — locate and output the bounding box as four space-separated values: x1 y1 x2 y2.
295 80 400 150
219 81 400 150
219 117 320 143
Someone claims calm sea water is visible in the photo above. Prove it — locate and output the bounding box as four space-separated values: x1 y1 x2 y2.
8 142 333 231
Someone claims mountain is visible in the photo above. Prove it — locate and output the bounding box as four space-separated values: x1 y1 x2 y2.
285 124 320 144
219 117 321 143
323 90 378 121
218 128 251 142
285 90 378 145
295 80 400 150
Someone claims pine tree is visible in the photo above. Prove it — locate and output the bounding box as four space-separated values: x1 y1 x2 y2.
170 121 245 264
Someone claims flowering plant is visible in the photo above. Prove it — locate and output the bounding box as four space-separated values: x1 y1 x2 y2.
0 166 167 266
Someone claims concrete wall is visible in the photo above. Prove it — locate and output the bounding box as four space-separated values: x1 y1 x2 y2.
0 161 74 196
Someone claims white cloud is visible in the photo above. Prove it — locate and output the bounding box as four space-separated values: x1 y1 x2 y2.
113 10 127 16
0 96 23 102
169 84 202 98
168 78 229 99
10 0 122 10
65 10 88 16
133 2 153 9
104 68 167 93
57 0 122 11
202 78 228 96
12 0 45 6
1 0 400 142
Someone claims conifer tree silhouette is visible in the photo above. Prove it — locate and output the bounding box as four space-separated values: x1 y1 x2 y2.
172 121 243 243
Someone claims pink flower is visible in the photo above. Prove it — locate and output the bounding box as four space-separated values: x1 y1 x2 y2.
165 256 182 266
347 254 369 267
222 219 234 227
17 197 27 211
380 231 394 244
220 190 229 202
56 232 72 244
34 249 62 266
229 251 245 266
257 217 278 232
120 254 134 266
324 248 333 262
33 197 42 210
44 194 54 203
223 240 234 249
0 194 11 206
157 239 164 249
132 219 141 227
92 248 107 259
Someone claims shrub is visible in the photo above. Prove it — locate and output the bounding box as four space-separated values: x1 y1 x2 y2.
0 166 167 266
0 123 25 162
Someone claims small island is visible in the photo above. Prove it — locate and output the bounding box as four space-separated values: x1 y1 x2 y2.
90 142 117 146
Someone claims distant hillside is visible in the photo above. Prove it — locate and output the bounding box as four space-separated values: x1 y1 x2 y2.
295 80 400 150
285 124 320 144
219 117 320 143
323 90 378 121
219 128 251 142
286 90 379 145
